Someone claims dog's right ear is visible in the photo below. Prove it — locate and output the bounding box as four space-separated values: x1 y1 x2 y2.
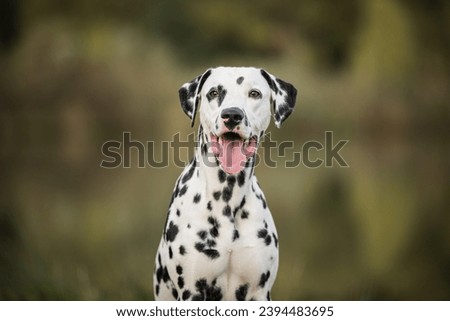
178 69 212 127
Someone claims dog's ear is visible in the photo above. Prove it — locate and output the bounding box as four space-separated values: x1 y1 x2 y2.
260 69 297 128
179 69 212 127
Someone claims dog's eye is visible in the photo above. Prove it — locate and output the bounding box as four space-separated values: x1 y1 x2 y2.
208 89 219 98
249 89 262 99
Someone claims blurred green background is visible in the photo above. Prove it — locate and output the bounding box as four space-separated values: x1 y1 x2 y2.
1 0 449 300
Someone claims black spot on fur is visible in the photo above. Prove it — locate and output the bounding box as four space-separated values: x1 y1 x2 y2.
236 76 244 85
218 170 226 183
210 226 219 238
176 209 181 216
261 196 267 209
232 229 240 241
257 228 272 245
208 216 217 225
235 283 249 300
194 241 220 259
223 205 231 217
204 249 220 259
239 196 246 209
207 216 218 226
257 228 268 239
156 266 163 283
207 201 212 211
206 282 222 301
168 246 173 259
176 265 183 275
179 245 186 255
193 193 201 203
213 191 221 200
168 193 176 209
172 288 179 300
201 143 208 155
217 85 227 107
237 196 248 218
197 230 207 240
182 164 196 184
196 279 207 291
195 242 205 253
241 210 249 219
259 271 271 288
237 171 246 186
272 233 278 248
173 179 181 198
227 175 236 187
155 284 160 296
182 290 191 300
267 291 271 300
208 217 220 238
206 239 216 247
166 221 179 242
222 187 232 202
192 278 223 301
256 193 267 209
162 266 170 283
178 276 184 289
178 185 188 197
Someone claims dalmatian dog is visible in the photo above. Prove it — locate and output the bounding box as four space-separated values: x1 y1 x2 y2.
154 67 297 300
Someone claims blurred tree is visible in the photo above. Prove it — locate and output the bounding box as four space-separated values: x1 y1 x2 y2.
0 0 20 51
148 0 362 70
273 0 362 71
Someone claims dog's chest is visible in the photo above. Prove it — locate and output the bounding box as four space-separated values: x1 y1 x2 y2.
163 168 278 297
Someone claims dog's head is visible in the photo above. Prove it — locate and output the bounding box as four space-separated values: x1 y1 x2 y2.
179 67 297 174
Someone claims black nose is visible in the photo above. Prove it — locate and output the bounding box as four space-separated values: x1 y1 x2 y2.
221 107 244 130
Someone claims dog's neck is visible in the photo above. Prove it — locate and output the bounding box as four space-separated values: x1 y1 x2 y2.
194 125 255 206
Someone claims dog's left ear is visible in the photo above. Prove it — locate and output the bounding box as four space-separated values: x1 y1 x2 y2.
260 69 297 128
178 69 212 127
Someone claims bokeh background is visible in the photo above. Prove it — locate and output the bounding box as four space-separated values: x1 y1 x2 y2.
1 0 449 300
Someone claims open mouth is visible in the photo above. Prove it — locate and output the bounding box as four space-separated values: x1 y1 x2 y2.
210 132 257 175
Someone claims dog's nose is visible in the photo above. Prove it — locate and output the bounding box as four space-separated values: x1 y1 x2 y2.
221 107 244 130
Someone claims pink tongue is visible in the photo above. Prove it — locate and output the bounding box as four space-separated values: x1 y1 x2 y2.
211 135 257 175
